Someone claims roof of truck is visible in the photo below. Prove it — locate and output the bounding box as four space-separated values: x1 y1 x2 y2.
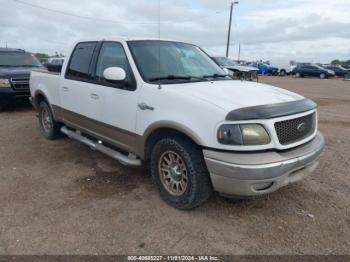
73 37 188 44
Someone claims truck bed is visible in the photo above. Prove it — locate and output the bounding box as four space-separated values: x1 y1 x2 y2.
30 69 61 107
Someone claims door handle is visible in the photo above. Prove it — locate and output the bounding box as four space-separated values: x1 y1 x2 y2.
90 93 100 100
62 86 69 92
138 103 154 111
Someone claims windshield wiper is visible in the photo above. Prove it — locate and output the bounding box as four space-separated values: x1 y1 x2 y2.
203 73 230 79
149 75 207 82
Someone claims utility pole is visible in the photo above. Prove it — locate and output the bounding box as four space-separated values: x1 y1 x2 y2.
226 1 239 58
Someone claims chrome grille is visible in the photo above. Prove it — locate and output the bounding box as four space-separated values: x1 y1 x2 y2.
275 113 316 145
10 77 30 90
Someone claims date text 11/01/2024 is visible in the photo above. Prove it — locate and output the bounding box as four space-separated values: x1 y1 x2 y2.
127 256 220 261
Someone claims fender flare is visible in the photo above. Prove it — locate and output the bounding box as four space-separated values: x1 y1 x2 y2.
138 120 206 159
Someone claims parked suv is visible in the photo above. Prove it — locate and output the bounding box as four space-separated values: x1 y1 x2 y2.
0 48 43 110
292 64 335 79
30 38 325 209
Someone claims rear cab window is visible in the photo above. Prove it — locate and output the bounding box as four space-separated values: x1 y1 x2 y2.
66 42 97 81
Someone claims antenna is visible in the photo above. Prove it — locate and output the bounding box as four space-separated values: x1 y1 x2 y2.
158 0 162 89
238 43 241 61
158 0 161 40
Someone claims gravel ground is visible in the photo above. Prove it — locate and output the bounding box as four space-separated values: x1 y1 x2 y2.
0 76 349 255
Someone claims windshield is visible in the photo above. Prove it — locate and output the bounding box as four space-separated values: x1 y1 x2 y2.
337 65 348 70
314 64 326 70
213 57 236 67
128 40 228 83
0 52 42 67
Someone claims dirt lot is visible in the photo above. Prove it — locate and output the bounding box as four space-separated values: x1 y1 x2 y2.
0 76 349 255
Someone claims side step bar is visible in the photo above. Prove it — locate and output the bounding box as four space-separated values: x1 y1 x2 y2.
61 126 142 166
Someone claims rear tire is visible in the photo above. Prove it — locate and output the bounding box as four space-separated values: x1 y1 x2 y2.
38 101 61 140
279 70 286 77
295 72 301 78
150 136 212 210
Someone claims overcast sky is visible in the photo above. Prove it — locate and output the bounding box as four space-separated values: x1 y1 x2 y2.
1 0 349 63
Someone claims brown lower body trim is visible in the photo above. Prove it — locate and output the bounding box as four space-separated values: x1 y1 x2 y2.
51 104 64 122
51 105 143 157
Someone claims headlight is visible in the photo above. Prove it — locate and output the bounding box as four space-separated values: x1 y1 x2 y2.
0 79 11 88
240 124 271 145
218 124 270 145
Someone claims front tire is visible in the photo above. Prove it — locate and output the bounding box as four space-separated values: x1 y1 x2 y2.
295 72 301 78
38 101 61 140
150 136 212 210
320 73 326 79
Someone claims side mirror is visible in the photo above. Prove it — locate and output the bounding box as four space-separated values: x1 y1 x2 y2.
103 67 126 81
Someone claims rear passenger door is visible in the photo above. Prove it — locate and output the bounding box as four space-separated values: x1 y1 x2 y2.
61 41 101 126
301 66 312 76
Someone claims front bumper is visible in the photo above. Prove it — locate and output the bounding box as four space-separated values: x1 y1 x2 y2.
0 88 16 104
204 132 325 197
0 87 30 101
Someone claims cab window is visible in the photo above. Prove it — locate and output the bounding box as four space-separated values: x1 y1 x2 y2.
66 42 97 80
95 42 135 90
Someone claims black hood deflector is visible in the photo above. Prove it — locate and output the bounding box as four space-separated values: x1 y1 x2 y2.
226 98 317 121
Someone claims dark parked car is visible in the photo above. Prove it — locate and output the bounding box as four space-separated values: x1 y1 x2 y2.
292 64 335 79
0 48 44 110
323 65 349 77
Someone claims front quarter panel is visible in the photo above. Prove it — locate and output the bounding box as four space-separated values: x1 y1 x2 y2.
136 83 227 149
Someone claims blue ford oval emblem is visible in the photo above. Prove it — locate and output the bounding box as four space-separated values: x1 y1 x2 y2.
297 122 307 132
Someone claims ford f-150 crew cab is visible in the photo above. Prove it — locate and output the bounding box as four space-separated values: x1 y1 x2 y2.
30 38 325 209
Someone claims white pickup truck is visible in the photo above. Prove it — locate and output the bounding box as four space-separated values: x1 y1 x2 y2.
30 38 325 209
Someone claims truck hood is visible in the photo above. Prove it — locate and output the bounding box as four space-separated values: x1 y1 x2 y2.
0 67 38 78
167 80 304 112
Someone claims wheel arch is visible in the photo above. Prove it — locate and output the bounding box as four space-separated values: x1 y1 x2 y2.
33 91 60 121
140 121 206 161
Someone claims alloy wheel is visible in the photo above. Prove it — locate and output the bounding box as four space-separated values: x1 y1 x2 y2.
158 151 188 196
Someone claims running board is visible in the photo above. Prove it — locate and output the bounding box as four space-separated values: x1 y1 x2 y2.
61 126 141 166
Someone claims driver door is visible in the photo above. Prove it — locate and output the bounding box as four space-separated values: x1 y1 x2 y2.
88 41 140 153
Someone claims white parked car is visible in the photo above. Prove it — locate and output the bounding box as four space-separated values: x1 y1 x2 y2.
30 38 325 209
212 57 259 81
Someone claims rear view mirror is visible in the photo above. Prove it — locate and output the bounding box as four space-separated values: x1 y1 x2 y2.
103 67 126 81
